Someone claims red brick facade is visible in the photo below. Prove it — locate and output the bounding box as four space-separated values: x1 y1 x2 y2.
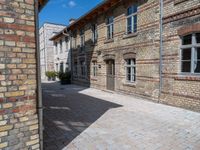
0 0 41 149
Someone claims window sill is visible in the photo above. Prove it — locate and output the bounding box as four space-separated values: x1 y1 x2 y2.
123 32 138 39
104 39 114 44
123 82 136 87
175 74 200 81
91 77 97 81
91 43 98 46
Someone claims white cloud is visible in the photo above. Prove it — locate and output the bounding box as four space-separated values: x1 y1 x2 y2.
68 0 76 7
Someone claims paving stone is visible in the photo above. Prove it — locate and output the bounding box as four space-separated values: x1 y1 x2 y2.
42 82 200 150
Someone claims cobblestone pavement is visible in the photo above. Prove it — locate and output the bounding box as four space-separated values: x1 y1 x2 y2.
42 82 200 150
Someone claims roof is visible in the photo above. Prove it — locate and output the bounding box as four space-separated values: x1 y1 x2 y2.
67 0 121 30
39 0 49 11
49 28 68 41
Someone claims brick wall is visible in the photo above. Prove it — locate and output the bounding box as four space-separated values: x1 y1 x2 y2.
71 0 200 111
0 0 40 149
160 0 200 111
71 0 161 101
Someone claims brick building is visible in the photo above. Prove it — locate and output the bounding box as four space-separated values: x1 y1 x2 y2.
39 23 65 80
68 0 200 111
160 0 200 111
0 0 47 149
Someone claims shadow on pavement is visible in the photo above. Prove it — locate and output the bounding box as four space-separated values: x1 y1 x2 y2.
42 82 122 150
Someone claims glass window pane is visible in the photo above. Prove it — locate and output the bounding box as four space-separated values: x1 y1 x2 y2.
111 24 114 38
107 26 111 39
197 48 200 60
127 17 132 33
194 61 200 73
196 33 200 43
181 61 191 72
127 5 137 15
134 15 137 33
182 34 192 45
182 49 191 60
126 59 131 65
133 5 138 13
127 6 132 15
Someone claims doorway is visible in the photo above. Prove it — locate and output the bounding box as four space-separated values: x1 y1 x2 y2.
106 59 115 91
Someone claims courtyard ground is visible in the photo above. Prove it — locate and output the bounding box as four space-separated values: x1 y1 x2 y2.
42 81 200 150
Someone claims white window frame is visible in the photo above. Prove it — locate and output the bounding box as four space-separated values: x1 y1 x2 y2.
73 62 78 76
92 61 98 77
107 16 114 40
180 33 200 74
125 59 136 82
80 60 86 78
55 42 58 55
60 39 63 54
126 5 137 34
80 29 85 52
92 24 98 43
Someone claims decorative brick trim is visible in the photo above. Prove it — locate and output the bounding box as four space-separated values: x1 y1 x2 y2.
123 52 136 59
163 5 200 24
102 54 115 60
174 75 200 81
177 23 200 36
174 0 188 5
162 91 200 101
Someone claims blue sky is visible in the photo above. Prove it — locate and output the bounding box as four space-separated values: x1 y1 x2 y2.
39 0 102 27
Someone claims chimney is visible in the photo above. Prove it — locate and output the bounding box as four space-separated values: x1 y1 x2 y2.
69 18 76 25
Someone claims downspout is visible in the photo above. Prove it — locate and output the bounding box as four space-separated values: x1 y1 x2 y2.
159 0 164 102
70 32 73 82
34 1 43 149
63 30 73 80
62 30 70 71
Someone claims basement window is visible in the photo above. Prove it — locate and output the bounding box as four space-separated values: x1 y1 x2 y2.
181 33 200 74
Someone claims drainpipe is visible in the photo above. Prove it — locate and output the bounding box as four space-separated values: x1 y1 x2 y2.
62 30 70 71
159 0 164 102
34 0 43 149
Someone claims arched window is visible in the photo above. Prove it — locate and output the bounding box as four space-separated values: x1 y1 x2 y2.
181 33 200 74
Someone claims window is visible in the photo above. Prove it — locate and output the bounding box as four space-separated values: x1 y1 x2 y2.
55 42 58 55
181 33 200 74
65 37 69 51
60 39 63 53
56 63 58 72
107 16 114 39
80 60 86 77
92 61 98 77
74 62 78 76
80 29 85 52
127 5 138 34
92 24 98 43
125 59 136 82
60 62 64 73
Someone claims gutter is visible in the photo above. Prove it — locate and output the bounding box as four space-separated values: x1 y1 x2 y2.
35 0 43 149
159 0 164 102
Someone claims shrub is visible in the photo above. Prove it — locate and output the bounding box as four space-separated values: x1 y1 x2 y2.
58 71 71 84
